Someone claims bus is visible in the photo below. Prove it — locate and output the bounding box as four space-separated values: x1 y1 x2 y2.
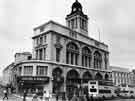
118 84 135 98
88 80 117 98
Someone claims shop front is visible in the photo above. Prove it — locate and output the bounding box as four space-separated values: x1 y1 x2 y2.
17 76 50 95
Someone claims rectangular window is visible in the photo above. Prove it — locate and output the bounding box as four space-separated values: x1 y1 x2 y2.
105 54 107 70
56 48 60 62
66 52 69 64
71 53 73 64
85 56 87 67
39 37 43 45
24 66 33 76
71 19 74 29
44 35 46 43
82 19 84 29
75 54 78 65
75 17 77 28
56 35 60 43
39 49 43 60
36 38 39 45
82 56 84 66
18 67 22 75
90 82 96 84
36 50 38 59
40 27 44 32
36 66 48 76
68 21 70 28
99 89 111 93
90 89 97 92
44 48 46 60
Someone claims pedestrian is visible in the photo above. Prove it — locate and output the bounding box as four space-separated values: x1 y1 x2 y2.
3 89 8 100
86 94 89 101
23 90 27 101
90 95 93 101
32 93 38 101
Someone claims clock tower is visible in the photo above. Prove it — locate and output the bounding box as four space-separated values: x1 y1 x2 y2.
66 0 88 35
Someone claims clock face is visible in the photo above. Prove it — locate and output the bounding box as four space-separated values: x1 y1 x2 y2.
73 8 76 12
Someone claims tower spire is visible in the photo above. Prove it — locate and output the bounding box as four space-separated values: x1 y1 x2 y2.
66 0 88 35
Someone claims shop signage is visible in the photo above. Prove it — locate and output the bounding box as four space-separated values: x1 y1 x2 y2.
17 76 50 84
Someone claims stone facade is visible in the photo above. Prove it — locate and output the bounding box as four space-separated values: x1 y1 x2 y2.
3 0 112 100
110 66 131 86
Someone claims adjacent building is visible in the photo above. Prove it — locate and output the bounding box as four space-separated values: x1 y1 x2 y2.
130 69 135 85
110 66 131 86
3 63 15 86
3 0 111 99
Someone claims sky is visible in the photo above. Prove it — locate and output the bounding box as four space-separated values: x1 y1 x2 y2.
0 0 135 75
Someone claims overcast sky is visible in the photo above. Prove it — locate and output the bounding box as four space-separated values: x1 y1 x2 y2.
0 0 135 75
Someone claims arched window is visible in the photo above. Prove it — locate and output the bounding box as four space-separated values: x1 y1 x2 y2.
66 42 79 65
82 71 92 83
94 51 102 69
66 69 80 100
52 67 63 93
95 72 103 80
82 47 91 67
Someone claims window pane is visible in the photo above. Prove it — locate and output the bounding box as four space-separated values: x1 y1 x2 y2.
24 66 33 76
36 66 48 76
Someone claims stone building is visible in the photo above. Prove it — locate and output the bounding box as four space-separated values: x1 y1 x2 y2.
129 69 135 85
110 66 131 86
3 63 15 86
3 0 111 99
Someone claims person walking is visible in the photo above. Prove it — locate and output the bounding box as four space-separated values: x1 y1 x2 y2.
3 89 8 100
23 90 27 101
32 93 38 101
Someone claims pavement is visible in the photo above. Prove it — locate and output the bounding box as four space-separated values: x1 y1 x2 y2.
0 92 34 101
0 94 22 101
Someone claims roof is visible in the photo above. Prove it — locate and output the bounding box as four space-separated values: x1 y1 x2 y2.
33 20 108 48
110 66 130 73
3 62 15 72
15 52 32 57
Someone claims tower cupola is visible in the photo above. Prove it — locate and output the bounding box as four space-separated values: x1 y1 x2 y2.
66 0 88 35
71 0 82 13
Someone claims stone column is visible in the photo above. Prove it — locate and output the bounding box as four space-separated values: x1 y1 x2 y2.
37 50 39 60
101 53 105 70
42 48 44 60
87 57 89 67
73 54 75 65
33 65 36 76
78 50 82 66
91 51 94 68
22 65 24 76
69 53 71 64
